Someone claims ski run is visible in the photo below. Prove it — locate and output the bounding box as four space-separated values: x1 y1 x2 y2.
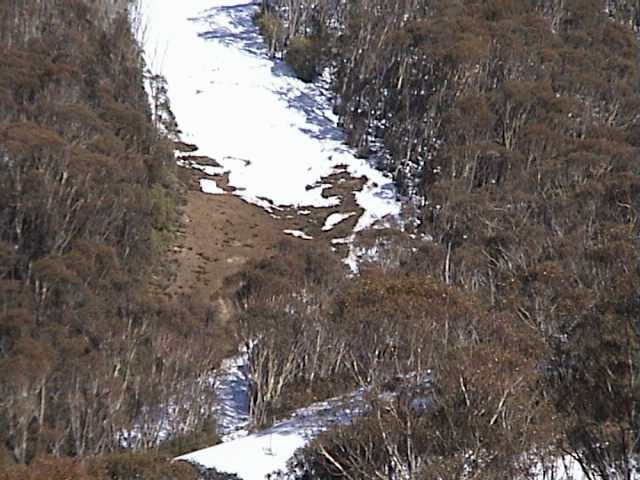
140 0 400 238
138 1 603 478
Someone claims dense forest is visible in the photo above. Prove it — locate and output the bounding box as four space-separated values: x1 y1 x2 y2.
0 0 232 478
242 0 640 478
2 0 640 479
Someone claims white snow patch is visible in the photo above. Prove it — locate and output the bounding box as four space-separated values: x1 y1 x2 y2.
322 212 357 231
192 162 227 176
177 390 366 479
530 456 590 480
180 431 305 479
284 229 313 240
331 237 350 245
200 178 225 195
530 456 640 480
139 0 400 235
354 180 399 232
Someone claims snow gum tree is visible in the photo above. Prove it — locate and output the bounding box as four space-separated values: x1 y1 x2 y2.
258 0 640 477
0 0 224 468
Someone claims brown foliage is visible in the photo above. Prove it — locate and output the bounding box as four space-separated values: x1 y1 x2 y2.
0 453 201 480
0 0 220 467
263 0 640 476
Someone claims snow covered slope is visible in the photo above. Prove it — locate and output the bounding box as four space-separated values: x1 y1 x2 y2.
139 0 400 230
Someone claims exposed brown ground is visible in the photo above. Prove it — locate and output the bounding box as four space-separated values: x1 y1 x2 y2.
165 164 284 303
159 155 370 321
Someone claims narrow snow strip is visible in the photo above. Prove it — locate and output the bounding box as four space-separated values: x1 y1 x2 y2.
345 242 360 273
284 229 313 240
192 163 227 176
200 178 225 194
331 237 350 245
177 158 226 176
213 354 251 441
177 390 367 479
322 212 356 231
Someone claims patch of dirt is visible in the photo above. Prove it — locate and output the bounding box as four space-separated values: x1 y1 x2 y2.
164 167 288 305
160 160 378 319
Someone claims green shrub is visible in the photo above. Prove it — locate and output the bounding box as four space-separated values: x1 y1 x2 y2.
255 11 285 55
158 423 221 458
285 36 322 82
91 453 199 480
0 454 205 480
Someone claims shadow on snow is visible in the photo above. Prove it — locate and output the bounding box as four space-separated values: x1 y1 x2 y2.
190 1 398 206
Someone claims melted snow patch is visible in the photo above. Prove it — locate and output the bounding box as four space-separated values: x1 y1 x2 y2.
322 212 357 231
200 178 225 194
284 229 313 240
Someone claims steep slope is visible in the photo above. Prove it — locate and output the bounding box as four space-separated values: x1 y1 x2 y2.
0 0 224 476
133 1 406 477
136 1 640 479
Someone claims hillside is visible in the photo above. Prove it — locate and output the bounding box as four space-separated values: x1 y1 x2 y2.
0 1 225 478
148 0 640 478
1 0 640 479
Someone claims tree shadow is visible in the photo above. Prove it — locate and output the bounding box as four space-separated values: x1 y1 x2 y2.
190 2 348 146
189 1 398 207
254 391 369 440
192 2 266 56
269 60 352 146
216 375 249 421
